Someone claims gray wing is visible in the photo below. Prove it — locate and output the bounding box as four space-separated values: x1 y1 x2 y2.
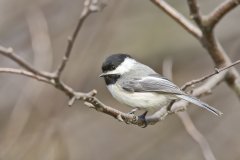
120 74 184 95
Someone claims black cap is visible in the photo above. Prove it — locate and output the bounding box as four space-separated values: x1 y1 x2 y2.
102 53 131 73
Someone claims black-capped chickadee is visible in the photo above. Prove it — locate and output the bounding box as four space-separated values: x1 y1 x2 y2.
99 53 222 118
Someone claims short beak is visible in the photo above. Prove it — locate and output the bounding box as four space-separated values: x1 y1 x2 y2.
99 73 108 77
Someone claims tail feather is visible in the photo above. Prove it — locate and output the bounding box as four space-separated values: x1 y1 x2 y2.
176 94 223 116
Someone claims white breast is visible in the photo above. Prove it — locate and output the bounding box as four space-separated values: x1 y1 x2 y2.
107 84 172 111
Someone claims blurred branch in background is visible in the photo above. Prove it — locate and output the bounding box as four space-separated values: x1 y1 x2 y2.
162 58 216 160
178 112 216 160
0 6 54 158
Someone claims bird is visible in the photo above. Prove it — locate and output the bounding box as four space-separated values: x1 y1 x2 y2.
99 53 223 121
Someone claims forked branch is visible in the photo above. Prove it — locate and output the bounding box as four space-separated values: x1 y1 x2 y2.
150 0 202 39
151 0 240 98
208 0 240 29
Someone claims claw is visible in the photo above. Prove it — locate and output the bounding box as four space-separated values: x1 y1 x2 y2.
138 111 148 128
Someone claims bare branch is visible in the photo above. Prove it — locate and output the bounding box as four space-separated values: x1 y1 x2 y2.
64 90 147 127
55 0 104 79
150 0 202 40
178 112 216 160
185 0 240 98
0 54 227 128
0 46 53 79
208 0 240 29
182 59 240 90
187 0 202 26
200 33 240 98
0 68 51 84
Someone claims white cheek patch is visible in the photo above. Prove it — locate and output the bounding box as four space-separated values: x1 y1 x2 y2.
106 57 136 75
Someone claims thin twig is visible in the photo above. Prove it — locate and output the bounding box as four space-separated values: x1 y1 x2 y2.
0 46 53 79
207 0 240 29
150 0 202 40
55 0 103 79
0 68 51 84
181 59 240 90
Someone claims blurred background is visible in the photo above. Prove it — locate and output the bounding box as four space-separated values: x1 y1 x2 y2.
0 0 240 159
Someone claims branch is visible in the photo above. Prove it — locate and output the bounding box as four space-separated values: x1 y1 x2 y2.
182 59 240 90
150 0 202 40
54 0 104 79
0 46 53 79
172 71 226 112
208 0 240 29
185 0 240 97
0 68 51 84
178 112 216 160
187 0 202 26
149 0 240 100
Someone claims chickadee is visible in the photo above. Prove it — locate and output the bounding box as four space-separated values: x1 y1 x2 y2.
99 53 222 118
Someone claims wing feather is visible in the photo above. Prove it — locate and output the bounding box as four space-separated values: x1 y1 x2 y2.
120 74 184 95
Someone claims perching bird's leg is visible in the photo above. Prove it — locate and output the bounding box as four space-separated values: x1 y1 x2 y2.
167 100 176 111
138 111 148 128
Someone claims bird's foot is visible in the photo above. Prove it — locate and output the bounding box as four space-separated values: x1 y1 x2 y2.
138 111 148 128
124 108 139 124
